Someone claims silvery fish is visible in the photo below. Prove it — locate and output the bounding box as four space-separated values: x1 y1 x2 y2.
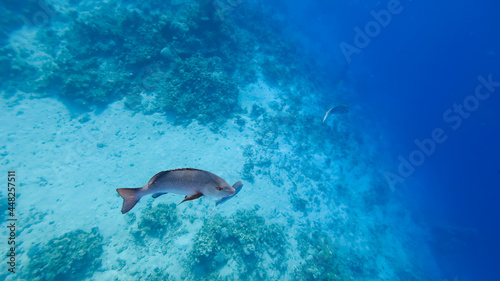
117 168 238 214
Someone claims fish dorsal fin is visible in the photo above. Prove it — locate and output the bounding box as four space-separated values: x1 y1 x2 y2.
169 168 204 172
148 168 205 185
148 171 169 185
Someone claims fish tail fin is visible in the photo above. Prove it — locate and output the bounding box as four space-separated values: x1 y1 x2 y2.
116 188 142 214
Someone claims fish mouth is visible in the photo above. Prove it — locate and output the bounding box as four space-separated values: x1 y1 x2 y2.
228 188 236 195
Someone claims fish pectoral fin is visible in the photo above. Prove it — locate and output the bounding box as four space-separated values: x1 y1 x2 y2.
151 192 167 199
179 193 203 204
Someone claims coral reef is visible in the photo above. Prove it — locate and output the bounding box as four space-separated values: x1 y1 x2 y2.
25 227 104 281
157 55 240 126
0 0 57 44
0 45 37 94
293 229 376 280
188 209 287 280
36 5 158 104
291 196 309 215
240 95 355 211
7 0 253 121
3 0 328 130
132 203 182 241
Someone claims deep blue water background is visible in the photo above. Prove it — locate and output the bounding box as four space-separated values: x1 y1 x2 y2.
272 0 500 280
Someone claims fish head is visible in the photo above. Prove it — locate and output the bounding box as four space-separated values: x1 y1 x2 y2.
204 181 235 198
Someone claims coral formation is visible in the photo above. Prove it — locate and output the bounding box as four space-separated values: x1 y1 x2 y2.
25 227 104 281
293 230 377 280
241 101 351 205
157 55 240 125
2 0 327 130
0 45 37 94
132 203 181 241
188 209 287 280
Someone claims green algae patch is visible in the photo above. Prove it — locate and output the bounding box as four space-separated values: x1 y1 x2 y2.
25 227 104 281
188 209 288 280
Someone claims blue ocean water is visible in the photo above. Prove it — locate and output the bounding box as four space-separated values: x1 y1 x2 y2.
277 0 500 280
1 0 499 280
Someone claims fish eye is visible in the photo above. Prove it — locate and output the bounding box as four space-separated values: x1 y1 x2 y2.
217 187 223 191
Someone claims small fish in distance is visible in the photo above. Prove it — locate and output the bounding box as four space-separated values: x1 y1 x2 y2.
323 104 349 123
116 168 238 214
